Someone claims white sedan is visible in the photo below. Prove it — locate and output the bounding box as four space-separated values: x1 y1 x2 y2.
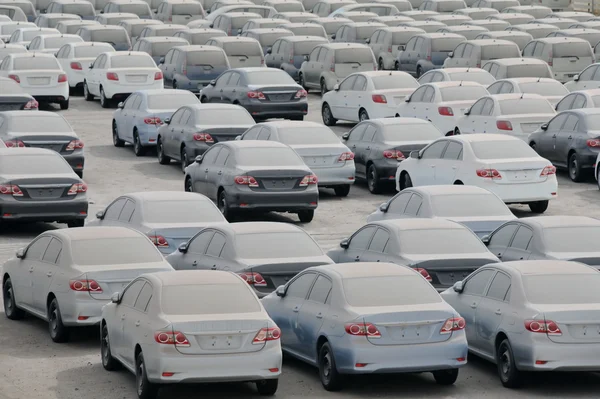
0 52 70 109
418 67 496 86
56 42 115 90
564 62 600 92
321 71 419 124
26 33 83 54
83 51 164 108
486 77 569 107
396 81 489 136
455 93 556 140
8 27 59 46
395 133 558 213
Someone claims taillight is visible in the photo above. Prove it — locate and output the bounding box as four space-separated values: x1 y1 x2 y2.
345 323 381 338
540 166 556 176
0 184 23 196
24 99 38 110
338 152 354 162
587 139 600 148
8 74 19 83
476 169 502 179
66 140 84 151
426 49 431 61
154 71 163 80
496 120 513 131
525 319 562 336
154 331 190 346
144 117 162 125
192 133 214 143
330 62 334 72
548 50 553 66
235 175 259 187
106 72 119 81
252 327 281 344
415 267 432 282
295 89 307 98
58 74 68 83
67 183 87 195
5 140 25 148
299 174 318 186
238 272 267 287
148 235 168 247
289 49 294 63
70 62 82 70
182 63 187 75
440 317 466 334
372 94 387 103
69 279 102 292
438 106 453 116
247 91 266 99
387 45 392 52
383 150 405 160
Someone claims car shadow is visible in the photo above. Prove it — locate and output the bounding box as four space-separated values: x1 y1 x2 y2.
0 222 57 237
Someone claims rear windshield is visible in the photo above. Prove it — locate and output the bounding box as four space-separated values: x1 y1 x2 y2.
150 41 180 56
553 42 592 57
187 50 228 65
143 200 224 223
172 3 202 14
148 92 199 109
399 229 489 254
523 274 600 304
371 75 418 90
161 284 262 315
118 4 150 14
153 27 181 36
382 124 442 141
236 147 305 166
45 36 82 48
75 45 113 57
0 154 71 174
235 232 324 258
507 64 551 78
223 41 262 56
499 98 555 115
447 71 495 85
14 57 59 70
432 194 513 217
481 44 520 59
91 30 129 42
111 54 155 67
246 70 294 84
71 237 163 266
519 81 568 96
335 48 374 63
471 140 538 159
62 4 95 15
194 109 254 124
439 85 488 101
277 127 341 145
543 226 600 253
392 31 414 44
9 116 71 132
343 275 442 306
294 40 325 54
431 37 464 52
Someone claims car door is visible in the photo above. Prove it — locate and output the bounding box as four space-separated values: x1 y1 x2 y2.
88 54 105 94
115 279 145 366
266 39 281 67
356 124 377 176
475 270 511 357
304 46 321 87
98 197 127 226
209 71 231 102
163 108 185 157
401 85 426 118
360 227 391 262
339 225 377 263
434 140 463 183
294 274 332 359
399 37 416 71
332 75 356 120
176 230 215 269
116 94 136 142
122 281 153 365
412 139 448 185
14 236 52 309
574 63 599 90
536 113 567 163
196 231 229 270
345 74 367 121
125 94 142 143
418 85 436 123
344 123 367 177
205 147 230 201
554 113 579 167
462 97 486 133
222 71 241 103
486 223 518 261
33 237 62 313
446 43 464 68
502 225 534 261
194 146 221 194
161 49 175 85
170 109 191 161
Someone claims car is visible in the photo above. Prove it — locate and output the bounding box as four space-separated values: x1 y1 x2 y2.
470 0 519 11
0 52 70 109
550 11 594 22
395 134 558 213
443 39 520 69
204 36 265 68
455 93 556 140
333 21 386 43
0 4 28 21
27 33 83 54
368 185 516 237
368 15 418 27
396 81 489 136
501 5 552 19
488 13 534 25
474 30 533 50
199 68 308 121
212 12 263 36
241 17 289 31
102 0 153 18
112 89 200 155
327 219 499 290
241 28 294 54
0 76 37 110
95 12 139 26
183 141 319 222
34 13 81 29
329 3 400 17
265 35 329 81
0 43 27 63
482 58 553 80
275 21 328 38
56 41 115 91
528 109 600 182
461 19 509 32
505 23 558 39
239 121 355 196
76 25 132 50
322 71 419 123
441 260 600 387
555 89 600 112
397 32 466 77
138 23 187 40
157 103 254 169
564 63 600 92
160 45 230 91
487 77 569 107
273 11 318 23
2 227 173 342
0 21 36 42
208 0 252 14
419 0 466 13
368 26 426 70
418 67 496 85
570 21 600 30
100 270 282 399
83 51 164 108
8 27 59 46
312 0 358 17
165 222 333 295
172 27 226 44
117 18 162 43
205 5 278 23
452 7 497 20
155 0 205 24
332 11 381 23
396 19 447 33
265 0 305 12
46 0 96 20
56 19 99 34
132 36 189 64
0 1 35 22
426 14 472 26
308 16 352 36
261 262 468 390
529 17 576 29
0 111 85 175
546 28 600 48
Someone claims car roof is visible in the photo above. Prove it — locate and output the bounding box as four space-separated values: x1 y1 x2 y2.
500 260 598 275
80 25 127 31
572 88 600 95
521 215 600 228
502 77 561 84
173 44 223 52
441 67 489 74
224 140 289 149
245 28 292 34
50 226 144 241
125 191 213 202
488 57 548 65
369 117 431 126
154 270 243 286
259 120 325 128
563 107 600 116
408 185 494 196
221 11 263 17
106 50 149 57
375 218 465 231
534 36 590 43
0 110 64 119
489 93 545 100
427 80 484 88
282 35 328 42
342 21 386 27
138 36 188 42
145 24 187 30
319 42 371 49
414 32 467 39
9 52 57 59
0 147 57 156
70 41 114 47
58 20 97 25
467 39 517 46
321 262 416 278
210 35 260 42
449 133 520 142
228 221 304 234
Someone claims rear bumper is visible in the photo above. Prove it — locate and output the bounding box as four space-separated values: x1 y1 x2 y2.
0 198 88 222
135 124 160 146
27 84 69 102
513 336 600 371
476 178 558 203
61 295 107 326
573 151 597 170
104 81 164 99
311 164 355 187
63 153 85 171
242 101 308 119
225 188 318 212
372 159 401 181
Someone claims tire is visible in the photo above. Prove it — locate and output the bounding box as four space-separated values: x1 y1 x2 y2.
378 58 384 70
568 152 584 182
256 379 278 396
417 66 423 78
157 138 170 165
367 164 381 194
133 130 145 156
172 80 177 89
67 219 85 228
3 278 24 320
83 81 93 101
112 120 124 147
48 298 69 343
318 342 343 391
200 96 208 103
597 168 600 190
530 142 536 151
395 61 399 71
359 109 369 122
334 185 350 197
299 73 307 91
101 322 121 371
454 127 460 135
218 190 230 219
180 147 189 174
185 176 193 192
298 209 314 223
433 369 459 385
136 351 159 399
100 87 111 108
322 103 337 126
528 200 549 214
320 79 327 96
401 172 412 190
75 171 83 178
496 339 522 388
60 98 69 110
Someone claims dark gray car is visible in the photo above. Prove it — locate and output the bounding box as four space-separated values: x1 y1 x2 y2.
528 108 600 182
397 32 467 77
183 140 319 222
132 36 189 65
199 67 308 121
156 103 255 172
159 45 230 91
326 218 500 291
165 221 334 297
264 35 329 81
0 76 36 110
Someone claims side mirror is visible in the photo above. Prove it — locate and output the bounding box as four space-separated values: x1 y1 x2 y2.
341 132 349 140
95 210 105 220
464 108 470 115
303 55 309 61
541 123 548 131
178 242 188 253
88 63 93 69
111 292 121 303
266 47 272 54
117 102 124 109
237 28 242 35
159 56 165 64
448 51 453 58
365 38 370 44
331 33 336 40
409 150 420 159
16 248 25 259
164 117 171 124
209 79 216 86
340 238 349 248
209 23 213 28
574 74 580 82
453 281 464 293
333 83 339 91
481 234 490 245
405 96 411 103
398 44 405 51
276 285 286 297
379 202 388 212
235 135 241 140
195 155 203 163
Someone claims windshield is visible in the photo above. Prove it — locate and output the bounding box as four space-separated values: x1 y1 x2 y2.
9 116 71 132
0 154 72 174
91 30 129 43
381 124 442 141
235 232 323 258
194 109 254 124
371 75 418 90
143 200 224 223
148 92 198 109
524 274 600 304
335 48 374 63
432 37 465 52
553 41 593 57
507 64 551 78
161 284 262 315
187 50 227 65
519 81 568 96
246 70 295 84
399 229 488 254
499 98 555 114
447 71 495 85
471 140 538 159
277 127 340 145
432 194 513 217
440 85 488 101
14 57 59 70
237 147 305 166
543 226 600 252
111 54 155 67
74 45 113 57
71 237 163 266
45 36 82 48
343 275 442 306
62 4 95 15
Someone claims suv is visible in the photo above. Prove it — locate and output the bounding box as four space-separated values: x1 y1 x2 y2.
397 32 466 77
443 39 520 69
265 35 329 80
368 26 425 70
160 45 230 91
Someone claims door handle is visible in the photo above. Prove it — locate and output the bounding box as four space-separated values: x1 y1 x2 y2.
135 321 140 327
568 136 572 139
316 313 323 319
211 264 216 270
46 272 52 277
121 314 126 320
293 306 300 312
217 171 222 175
495 309 502 315
192 260 197 266
29 267 34 273
470 302 477 308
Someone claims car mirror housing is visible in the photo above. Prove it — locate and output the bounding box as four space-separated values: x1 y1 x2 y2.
453 281 464 293
481 234 490 245
88 63 93 69
16 248 25 259
409 150 420 159
95 210 104 220
303 55 309 61
159 56 165 64
276 285 286 297
333 83 339 91
398 44 405 51
117 102 124 109
178 242 188 253
448 51 453 58
209 79 216 86
574 74 579 82
405 96 410 103
111 292 121 303
464 109 470 115
266 47 272 54
164 117 171 124
541 123 548 131
195 155 203 164
365 38 370 44
379 202 388 212
340 238 349 248
341 132 349 140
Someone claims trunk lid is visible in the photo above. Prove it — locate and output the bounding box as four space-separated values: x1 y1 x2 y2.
3 173 80 201
0 95 31 111
247 84 300 102
81 264 173 300
146 223 219 252
406 254 499 288
536 304 600 344
291 144 348 169
243 167 310 191
374 88 416 105
193 125 252 143
11 134 76 154
545 252 600 267
442 216 516 238
482 158 550 185
500 113 555 134
384 140 431 158
17 69 63 89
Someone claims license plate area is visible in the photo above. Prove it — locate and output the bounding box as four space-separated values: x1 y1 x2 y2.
386 325 432 340
126 75 147 83
27 188 62 199
264 178 296 189
197 334 243 350
28 77 50 85
267 94 290 101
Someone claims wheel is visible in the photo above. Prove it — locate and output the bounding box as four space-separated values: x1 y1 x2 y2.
299 73 307 91
417 66 423 78
367 164 382 194
172 80 177 89
180 147 189 173
395 61 399 71
378 58 384 70
401 172 412 190
530 142 536 151
75 170 83 178
298 210 314 223
318 342 343 391
528 200 549 214
83 81 93 101
101 322 121 371
568 152 585 182
100 87 111 108
496 338 522 388
334 185 350 197
185 176 193 192
322 103 336 126
133 130 145 156
433 369 459 385
60 98 69 110
320 79 327 96
48 298 69 343
157 138 170 165
218 190 230 219
67 219 85 228
256 379 278 396
136 351 159 399
359 109 369 122
200 96 208 103
112 120 124 147
597 168 600 190
3 278 24 320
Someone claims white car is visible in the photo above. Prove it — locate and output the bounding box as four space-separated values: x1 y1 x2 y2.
83 51 163 108
418 67 496 85
8 27 59 46
487 77 568 107
0 21 36 42
481 57 553 80
501 5 552 19
0 43 28 63
321 71 419 123
100 270 282 399
56 41 115 89
395 133 558 213
549 11 593 22
556 89 600 112
0 52 70 109
454 93 556 140
26 33 83 54
564 63 600 92
396 81 489 136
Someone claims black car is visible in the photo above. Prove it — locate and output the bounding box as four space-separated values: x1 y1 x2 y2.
0 76 37 111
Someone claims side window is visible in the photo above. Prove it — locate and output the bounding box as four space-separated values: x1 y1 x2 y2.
132 95 142 110
286 273 316 299
188 231 214 254
214 148 230 166
201 146 221 164
409 86 427 102
431 72 444 82
546 113 568 131
510 226 533 250
25 236 52 260
556 94 575 112
180 110 191 125
271 40 281 54
421 141 448 159
388 192 411 214
307 275 332 304
453 43 465 58
348 124 366 141
405 37 416 51
56 46 67 58
368 228 390 253
227 72 240 86
415 37 425 52
214 72 231 88
419 72 433 83
422 86 435 102
339 75 357 90
463 43 473 58
42 238 62 264
403 194 422 216
317 48 328 63
562 114 579 132
119 200 135 222
134 282 153 312
170 109 185 125
486 272 511 301
121 280 145 307
571 94 586 110
522 41 536 57
533 42 544 57
579 64 597 80
487 82 502 95
348 226 377 250
463 269 495 296
488 63 499 77
469 98 486 114
443 141 463 160
362 125 377 142
500 82 514 94
123 94 137 109
309 46 320 61
257 129 271 140
104 198 127 220
353 75 367 91
489 224 518 247
481 98 494 116
206 232 226 257
242 127 262 140
164 49 174 64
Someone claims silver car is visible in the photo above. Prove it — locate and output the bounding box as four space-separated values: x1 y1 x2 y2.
441 260 600 387
2 226 173 342
239 121 355 197
261 262 468 391
101 270 282 399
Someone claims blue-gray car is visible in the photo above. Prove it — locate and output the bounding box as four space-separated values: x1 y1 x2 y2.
261 262 468 391
264 35 329 81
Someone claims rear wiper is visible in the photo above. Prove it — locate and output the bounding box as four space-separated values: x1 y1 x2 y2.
231 54 249 58
342 61 361 66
